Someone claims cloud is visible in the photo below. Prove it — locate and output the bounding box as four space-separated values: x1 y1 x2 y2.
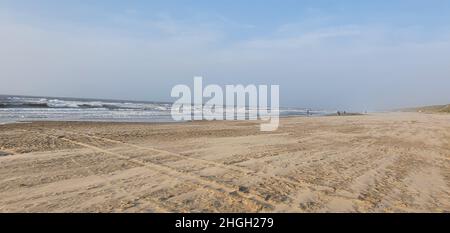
241 25 362 49
1 8 450 110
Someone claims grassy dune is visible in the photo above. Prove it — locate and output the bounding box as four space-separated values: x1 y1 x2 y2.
404 104 450 113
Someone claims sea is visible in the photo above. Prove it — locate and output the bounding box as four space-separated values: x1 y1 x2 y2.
0 95 331 124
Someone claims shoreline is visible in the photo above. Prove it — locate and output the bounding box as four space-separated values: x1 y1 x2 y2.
0 111 368 126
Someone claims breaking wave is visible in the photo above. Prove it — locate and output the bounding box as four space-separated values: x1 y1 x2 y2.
0 96 171 111
0 95 332 124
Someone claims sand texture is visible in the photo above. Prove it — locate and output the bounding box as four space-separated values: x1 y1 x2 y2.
0 112 449 212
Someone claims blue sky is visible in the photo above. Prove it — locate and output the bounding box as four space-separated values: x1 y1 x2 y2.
1 1 450 110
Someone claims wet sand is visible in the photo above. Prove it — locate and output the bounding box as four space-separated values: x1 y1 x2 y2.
0 112 449 212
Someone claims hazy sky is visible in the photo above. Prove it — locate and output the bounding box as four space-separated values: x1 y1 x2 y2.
1 0 450 110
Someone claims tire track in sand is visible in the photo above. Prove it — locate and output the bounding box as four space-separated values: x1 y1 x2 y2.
56 129 363 207
68 156 173 212
8 131 173 212
33 130 274 212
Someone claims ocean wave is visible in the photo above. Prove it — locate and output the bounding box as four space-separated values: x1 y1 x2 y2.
1 96 171 111
0 95 330 124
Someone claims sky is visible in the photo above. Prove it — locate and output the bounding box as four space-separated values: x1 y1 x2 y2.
1 0 450 110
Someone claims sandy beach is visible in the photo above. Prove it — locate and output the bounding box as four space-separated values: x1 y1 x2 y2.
0 112 449 213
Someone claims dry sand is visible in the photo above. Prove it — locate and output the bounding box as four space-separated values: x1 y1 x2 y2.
0 112 449 212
